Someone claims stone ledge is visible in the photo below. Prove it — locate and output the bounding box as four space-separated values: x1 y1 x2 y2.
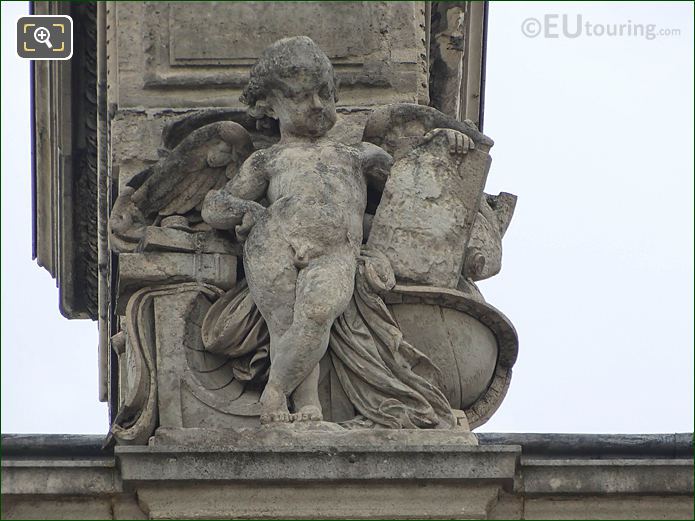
494 495 695 521
116 435 521 484
1 458 121 495
135 482 504 520
521 457 694 495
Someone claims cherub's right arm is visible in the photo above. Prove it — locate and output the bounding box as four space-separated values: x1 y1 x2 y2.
201 150 269 230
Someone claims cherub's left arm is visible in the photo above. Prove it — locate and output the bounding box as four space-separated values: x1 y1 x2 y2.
356 142 393 193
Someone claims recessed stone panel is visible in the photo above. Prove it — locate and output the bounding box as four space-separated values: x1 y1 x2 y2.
130 1 427 107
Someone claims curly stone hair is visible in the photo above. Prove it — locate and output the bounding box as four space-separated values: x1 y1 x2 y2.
240 36 338 120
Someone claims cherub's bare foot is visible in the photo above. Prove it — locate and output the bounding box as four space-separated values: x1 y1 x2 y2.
259 384 291 424
292 405 323 422
291 370 323 422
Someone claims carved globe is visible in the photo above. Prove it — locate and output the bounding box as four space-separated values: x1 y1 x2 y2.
384 285 518 429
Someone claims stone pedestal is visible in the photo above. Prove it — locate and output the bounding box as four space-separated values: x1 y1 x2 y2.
115 432 519 519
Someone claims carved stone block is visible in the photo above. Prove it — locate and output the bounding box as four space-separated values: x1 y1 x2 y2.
368 130 491 288
117 252 236 314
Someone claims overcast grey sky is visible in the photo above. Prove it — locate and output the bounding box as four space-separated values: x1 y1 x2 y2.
1 2 693 435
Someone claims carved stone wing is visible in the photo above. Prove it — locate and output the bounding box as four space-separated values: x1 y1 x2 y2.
110 121 254 253
131 121 254 217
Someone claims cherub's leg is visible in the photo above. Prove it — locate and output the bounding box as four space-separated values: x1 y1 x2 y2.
292 365 322 421
243 224 298 423
267 251 357 420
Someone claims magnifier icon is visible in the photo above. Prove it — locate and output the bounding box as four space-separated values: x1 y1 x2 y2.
34 26 53 49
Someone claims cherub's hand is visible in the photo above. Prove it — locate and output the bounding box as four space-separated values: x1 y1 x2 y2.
234 211 256 243
235 203 267 243
202 189 266 233
423 128 475 159
359 246 396 293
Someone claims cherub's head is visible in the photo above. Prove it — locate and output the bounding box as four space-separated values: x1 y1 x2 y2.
241 36 338 138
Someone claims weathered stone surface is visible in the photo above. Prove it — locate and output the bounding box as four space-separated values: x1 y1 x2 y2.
367 127 490 288
135 482 502 520
116 441 519 482
466 192 517 281
116 253 236 313
1 458 120 495
1 497 114 521
523 497 694 520
488 492 524 520
118 252 236 287
361 102 513 287
106 35 518 441
2 433 692 519
1 495 146 521
151 426 480 448
389 302 498 409
112 496 148 520
521 457 694 495
115 441 520 518
384 284 518 429
490 493 695 520
111 2 428 109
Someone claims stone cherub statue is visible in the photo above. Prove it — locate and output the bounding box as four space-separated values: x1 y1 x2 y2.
201 36 396 424
107 36 517 443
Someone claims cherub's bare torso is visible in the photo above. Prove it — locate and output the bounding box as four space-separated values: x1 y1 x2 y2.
259 141 367 262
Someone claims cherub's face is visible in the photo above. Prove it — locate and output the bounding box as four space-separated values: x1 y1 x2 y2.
269 72 337 138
